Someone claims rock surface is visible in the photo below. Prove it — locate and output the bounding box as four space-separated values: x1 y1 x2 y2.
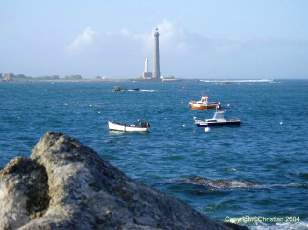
0 132 248 230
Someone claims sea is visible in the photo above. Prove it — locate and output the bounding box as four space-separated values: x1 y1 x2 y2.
1 79 308 229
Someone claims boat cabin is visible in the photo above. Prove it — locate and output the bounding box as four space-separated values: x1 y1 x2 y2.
207 110 226 122
134 120 150 128
213 111 225 119
200 96 208 103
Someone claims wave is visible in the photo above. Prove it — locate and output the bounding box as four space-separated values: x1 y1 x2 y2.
250 221 308 230
166 176 308 190
200 79 275 84
126 89 156 92
140 89 156 92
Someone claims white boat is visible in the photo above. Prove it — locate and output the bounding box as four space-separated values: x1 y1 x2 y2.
108 121 150 132
194 110 240 127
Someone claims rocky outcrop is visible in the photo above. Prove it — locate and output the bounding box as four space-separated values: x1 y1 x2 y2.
0 132 248 230
170 176 260 190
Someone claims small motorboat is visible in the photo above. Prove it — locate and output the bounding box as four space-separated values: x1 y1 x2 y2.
108 120 150 132
189 96 219 110
194 110 240 127
112 86 127 92
127 88 140 92
113 86 141 92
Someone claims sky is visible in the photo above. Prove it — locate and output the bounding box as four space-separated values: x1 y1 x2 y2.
1 0 308 79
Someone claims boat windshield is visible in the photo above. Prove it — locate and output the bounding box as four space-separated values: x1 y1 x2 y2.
213 111 225 120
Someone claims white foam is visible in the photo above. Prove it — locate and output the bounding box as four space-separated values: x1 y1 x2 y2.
204 127 211 132
230 181 250 188
250 221 308 230
200 79 274 83
126 89 156 92
229 168 237 172
140 89 156 92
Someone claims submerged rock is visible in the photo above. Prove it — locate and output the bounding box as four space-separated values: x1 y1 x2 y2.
0 132 248 230
176 176 260 190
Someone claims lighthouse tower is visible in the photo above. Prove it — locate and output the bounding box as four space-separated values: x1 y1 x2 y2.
144 58 149 72
142 58 152 79
153 28 161 80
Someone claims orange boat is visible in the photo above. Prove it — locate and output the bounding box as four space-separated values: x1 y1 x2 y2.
189 96 219 110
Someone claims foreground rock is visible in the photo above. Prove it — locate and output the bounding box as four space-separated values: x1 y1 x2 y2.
0 132 248 230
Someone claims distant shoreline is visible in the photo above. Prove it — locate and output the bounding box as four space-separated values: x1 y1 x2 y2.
1 78 307 83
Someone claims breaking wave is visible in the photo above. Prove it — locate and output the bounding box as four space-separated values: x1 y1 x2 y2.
250 221 308 230
126 89 156 92
200 79 275 84
140 89 156 92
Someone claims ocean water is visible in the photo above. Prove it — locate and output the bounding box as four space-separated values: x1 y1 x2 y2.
1 79 308 229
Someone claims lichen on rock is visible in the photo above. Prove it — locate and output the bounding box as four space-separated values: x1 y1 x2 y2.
0 157 49 229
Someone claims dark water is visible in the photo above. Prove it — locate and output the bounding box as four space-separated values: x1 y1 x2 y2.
1 80 308 228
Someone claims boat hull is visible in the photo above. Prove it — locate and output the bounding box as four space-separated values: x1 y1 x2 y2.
195 120 241 127
108 121 149 132
189 102 218 110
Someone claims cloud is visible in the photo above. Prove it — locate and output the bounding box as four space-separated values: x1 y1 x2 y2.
156 20 185 45
63 20 308 77
65 20 190 57
141 19 189 54
119 28 147 41
105 19 191 57
67 27 96 54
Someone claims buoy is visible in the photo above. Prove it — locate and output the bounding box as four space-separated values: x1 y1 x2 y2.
280 121 283 125
182 124 186 127
204 127 210 132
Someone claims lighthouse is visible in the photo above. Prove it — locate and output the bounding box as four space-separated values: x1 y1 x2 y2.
144 58 148 72
153 28 161 80
142 58 152 79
